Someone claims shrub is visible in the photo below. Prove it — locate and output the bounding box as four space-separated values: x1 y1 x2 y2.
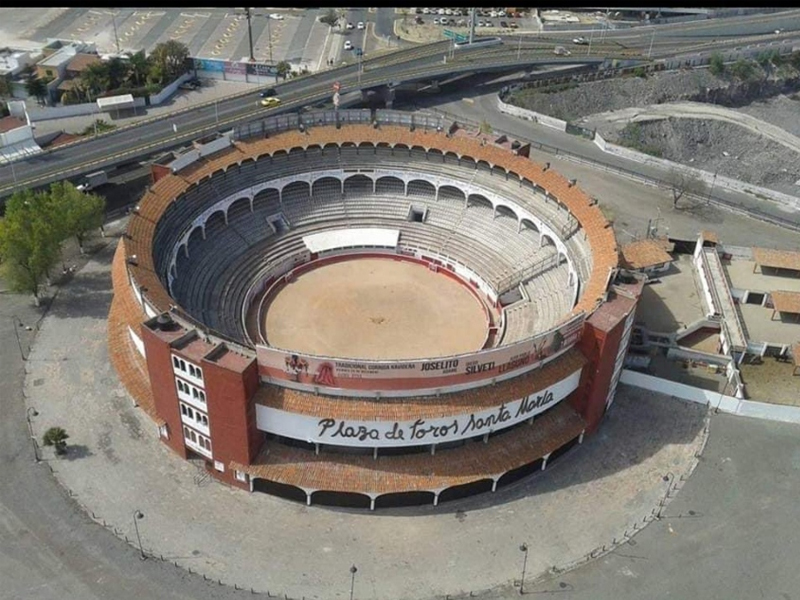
632 66 647 79
709 52 725 76
729 58 757 80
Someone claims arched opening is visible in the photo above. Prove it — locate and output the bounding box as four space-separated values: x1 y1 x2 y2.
376 142 393 159
407 179 436 200
437 478 494 504
496 457 544 489
375 175 405 196
271 149 288 160
410 144 427 160
357 141 376 154
460 155 476 169
541 234 556 248
343 174 373 196
495 204 518 223
321 142 339 156
312 176 342 198
340 142 358 160
252 478 308 503
282 180 311 204
476 159 492 173
491 165 507 179
443 151 460 166
438 184 465 203
374 491 436 509
520 218 539 234
226 197 252 225
428 148 444 163
394 143 410 156
288 146 305 156
466 193 492 211
253 188 281 213
203 210 227 236
310 490 372 509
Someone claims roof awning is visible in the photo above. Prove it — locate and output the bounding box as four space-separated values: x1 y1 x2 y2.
96 94 135 111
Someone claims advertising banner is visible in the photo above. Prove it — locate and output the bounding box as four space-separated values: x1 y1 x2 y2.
256 313 585 391
256 368 581 447
224 61 247 75
193 58 225 72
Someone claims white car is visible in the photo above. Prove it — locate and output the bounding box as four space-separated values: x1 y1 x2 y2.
433 17 440 24
437 8 445 15
357 21 365 29
344 40 353 50
346 21 354 30
422 7 430 14
268 13 284 20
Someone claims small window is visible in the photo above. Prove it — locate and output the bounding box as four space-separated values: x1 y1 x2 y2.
173 356 180 369
214 460 225 472
180 359 186 371
196 369 203 381
192 387 198 399
198 391 206 403
235 470 247 482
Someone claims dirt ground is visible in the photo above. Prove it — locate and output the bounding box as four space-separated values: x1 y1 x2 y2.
739 359 800 405
263 258 488 360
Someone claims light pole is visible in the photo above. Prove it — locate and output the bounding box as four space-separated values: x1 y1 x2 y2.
349 564 357 600
214 99 219 125
707 168 718 205
588 27 594 56
244 7 255 62
112 11 121 54
648 26 656 59
9 157 18 184
517 33 522 59
519 543 529 595
11 316 27 361
26 407 39 463
133 510 146 559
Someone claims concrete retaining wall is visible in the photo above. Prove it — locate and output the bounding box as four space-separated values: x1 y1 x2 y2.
496 96 567 131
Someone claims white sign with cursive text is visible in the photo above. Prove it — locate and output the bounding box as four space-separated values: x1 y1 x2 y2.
255 368 581 447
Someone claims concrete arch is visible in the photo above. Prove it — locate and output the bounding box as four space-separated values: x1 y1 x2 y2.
374 491 436 509
461 154 476 169
407 179 436 198
271 148 288 159
227 197 252 221
437 478 495 504
321 142 339 155
204 209 227 233
496 457 545 489
410 144 427 156
306 143 323 153
428 148 445 162
494 204 518 223
375 175 405 195
438 184 465 203
340 140 357 148
491 164 507 179
357 141 375 153
283 180 311 197
288 145 305 155
343 173 374 194
520 217 539 234
312 176 342 197
394 142 410 155
309 490 372 509
467 193 492 209
476 159 492 173
252 478 307 503
253 187 280 206
541 233 556 247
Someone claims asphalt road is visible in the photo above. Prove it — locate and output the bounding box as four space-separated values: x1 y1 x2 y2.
3 9 800 201
521 412 800 599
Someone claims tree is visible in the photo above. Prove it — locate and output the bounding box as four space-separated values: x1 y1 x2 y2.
276 60 292 80
149 40 190 84
127 50 150 86
319 8 338 28
709 52 725 76
42 427 70 455
667 168 709 209
80 62 110 100
729 58 757 81
0 189 62 305
0 73 12 98
24 70 48 105
106 56 130 90
48 181 105 253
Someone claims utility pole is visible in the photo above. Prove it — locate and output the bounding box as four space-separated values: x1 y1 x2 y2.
112 12 121 54
517 33 522 59
244 7 255 61
648 27 655 59
469 7 475 44
267 14 273 64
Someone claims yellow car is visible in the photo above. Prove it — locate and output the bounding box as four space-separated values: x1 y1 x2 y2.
260 97 282 108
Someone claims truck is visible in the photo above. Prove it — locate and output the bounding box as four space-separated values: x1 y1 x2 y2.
76 170 108 192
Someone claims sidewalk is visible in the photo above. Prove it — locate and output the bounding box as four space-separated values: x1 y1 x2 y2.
31 79 257 138
23 232 708 600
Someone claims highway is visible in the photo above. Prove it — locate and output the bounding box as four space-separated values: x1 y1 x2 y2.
1 9 799 201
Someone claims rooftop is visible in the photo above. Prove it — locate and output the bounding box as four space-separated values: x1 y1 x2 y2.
0 116 26 134
66 52 101 73
752 247 800 273
723 259 800 294
770 290 800 316
619 237 674 271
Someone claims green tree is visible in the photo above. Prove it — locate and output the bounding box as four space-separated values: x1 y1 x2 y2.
709 52 725 76
0 73 12 98
319 8 338 28
276 60 292 80
729 58 756 80
0 189 62 305
80 61 111 99
48 181 105 253
149 40 190 84
42 426 70 455
106 56 130 90
24 70 48 105
127 50 150 86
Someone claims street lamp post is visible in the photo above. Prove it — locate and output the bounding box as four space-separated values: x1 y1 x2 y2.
214 99 219 125
244 7 255 62
519 543 529 595
112 11 121 54
349 565 358 600
133 510 146 559
26 407 39 463
648 27 656 59
707 169 718 205
11 316 27 361
517 33 522 59
8 157 17 184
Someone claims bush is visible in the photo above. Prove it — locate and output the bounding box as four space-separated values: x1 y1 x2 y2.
709 52 725 76
632 66 647 78
729 58 757 81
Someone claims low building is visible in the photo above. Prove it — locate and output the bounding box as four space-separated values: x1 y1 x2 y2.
619 237 675 274
0 48 35 78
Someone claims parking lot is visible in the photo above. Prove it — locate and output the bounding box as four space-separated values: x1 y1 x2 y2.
0 8 331 70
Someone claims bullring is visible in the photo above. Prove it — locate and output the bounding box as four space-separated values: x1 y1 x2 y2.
109 113 642 509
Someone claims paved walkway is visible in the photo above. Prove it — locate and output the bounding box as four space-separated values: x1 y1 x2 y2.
24 231 708 600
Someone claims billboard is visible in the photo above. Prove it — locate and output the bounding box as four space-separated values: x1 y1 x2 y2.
193 58 225 72
256 312 585 392
255 368 581 447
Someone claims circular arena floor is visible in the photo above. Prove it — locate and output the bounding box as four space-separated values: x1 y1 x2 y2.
263 257 489 360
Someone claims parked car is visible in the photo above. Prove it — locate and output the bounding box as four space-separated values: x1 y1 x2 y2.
415 7 423 13
572 36 588 45
357 21 365 29
509 22 519 29
259 87 277 98
260 97 281 108
346 21 354 29
553 46 571 56
344 40 353 50
500 20 508 28
415 15 424 24
76 170 108 193
268 13 284 20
